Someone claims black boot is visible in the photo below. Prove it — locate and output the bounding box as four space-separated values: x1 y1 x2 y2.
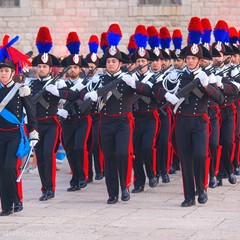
198 190 208 204
121 189 130 201
14 202 23 212
181 198 195 207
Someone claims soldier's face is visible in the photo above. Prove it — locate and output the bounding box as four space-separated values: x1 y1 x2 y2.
161 59 171 70
173 58 185 69
0 67 15 85
212 52 224 67
135 58 148 73
231 54 239 65
106 58 122 74
151 59 161 72
67 65 81 80
199 59 211 68
37 64 51 78
85 63 97 77
185 56 200 70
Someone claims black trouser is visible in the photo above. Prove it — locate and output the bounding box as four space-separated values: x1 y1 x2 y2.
156 107 173 176
0 130 22 211
133 111 159 187
208 107 221 178
100 113 134 198
175 114 209 201
219 105 236 177
88 114 104 179
233 100 240 169
35 118 60 192
62 116 92 186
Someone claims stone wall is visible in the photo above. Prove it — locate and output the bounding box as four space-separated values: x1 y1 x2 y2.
0 0 239 57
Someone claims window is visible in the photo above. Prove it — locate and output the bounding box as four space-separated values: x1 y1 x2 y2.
0 0 20 7
138 0 182 5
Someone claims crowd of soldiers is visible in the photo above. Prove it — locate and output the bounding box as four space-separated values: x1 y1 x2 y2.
0 16 240 216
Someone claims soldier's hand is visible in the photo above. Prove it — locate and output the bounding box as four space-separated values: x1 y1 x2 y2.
208 73 217 84
57 109 68 119
165 92 179 105
122 75 136 89
84 91 98 102
216 76 223 88
29 130 39 147
196 71 209 87
46 84 60 96
231 67 239 78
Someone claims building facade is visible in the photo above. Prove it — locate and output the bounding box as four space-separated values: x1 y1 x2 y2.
0 0 239 57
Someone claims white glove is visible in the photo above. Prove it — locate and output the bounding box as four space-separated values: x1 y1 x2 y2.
71 81 85 91
231 67 239 78
56 79 67 89
84 91 98 102
215 76 223 88
46 84 60 96
196 71 209 87
29 130 39 147
57 108 68 119
165 92 179 105
208 73 216 84
122 74 136 89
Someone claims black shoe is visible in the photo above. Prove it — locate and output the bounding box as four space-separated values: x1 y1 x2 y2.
149 177 158 188
121 189 130 201
228 173 237 184
39 190 54 201
0 209 13 216
131 186 144 193
169 166 176 174
198 190 208 204
107 196 118 204
217 179 223 186
87 178 93 183
161 173 170 183
95 173 104 180
78 180 87 189
234 167 240 176
14 202 23 212
181 198 195 207
209 176 219 188
67 185 80 192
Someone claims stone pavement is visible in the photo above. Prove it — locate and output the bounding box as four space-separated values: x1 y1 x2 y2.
0 161 240 240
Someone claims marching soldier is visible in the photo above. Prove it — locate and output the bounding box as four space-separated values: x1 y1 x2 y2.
212 20 239 186
153 17 223 207
131 25 159 193
0 35 38 216
28 27 65 201
85 35 104 182
54 32 92 191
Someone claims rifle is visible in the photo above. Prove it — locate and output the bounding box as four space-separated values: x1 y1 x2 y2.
31 67 69 108
78 62 152 114
160 77 201 114
59 67 97 119
203 57 231 76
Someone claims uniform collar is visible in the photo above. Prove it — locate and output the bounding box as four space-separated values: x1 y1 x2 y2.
136 69 150 77
67 78 80 85
106 70 122 78
39 75 52 82
186 66 201 76
1 80 14 88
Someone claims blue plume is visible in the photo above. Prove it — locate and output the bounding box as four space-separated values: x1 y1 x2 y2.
107 31 121 47
214 29 228 43
148 36 160 49
67 42 80 55
134 34 148 49
202 30 211 44
36 42 53 54
188 31 202 44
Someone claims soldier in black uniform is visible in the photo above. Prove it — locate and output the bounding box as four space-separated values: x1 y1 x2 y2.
212 20 239 185
0 36 38 216
97 24 153 204
28 27 64 201
130 25 159 193
85 35 104 182
153 17 223 207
